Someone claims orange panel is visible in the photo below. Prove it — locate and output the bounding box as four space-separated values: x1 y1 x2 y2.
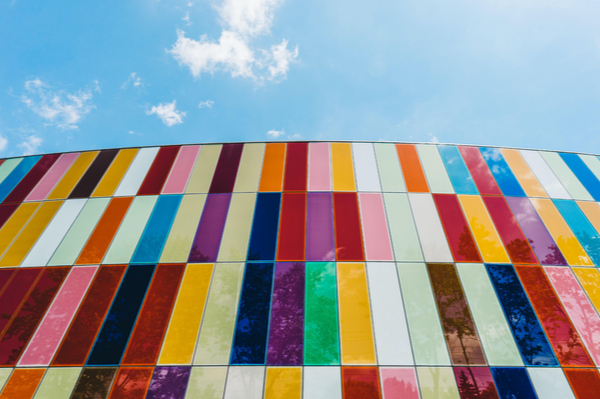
396 144 429 192
0 369 45 399
259 143 286 192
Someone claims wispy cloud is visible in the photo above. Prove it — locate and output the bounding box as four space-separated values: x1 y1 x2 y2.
0 135 8 153
121 72 144 89
21 79 95 130
182 12 192 25
267 129 284 138
147 100 186 126
18 135 42 155
169 0 298 82
198 100 214 108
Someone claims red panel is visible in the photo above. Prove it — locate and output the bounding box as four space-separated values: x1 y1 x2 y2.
342 367 382 399
0 267 69 365
276 193 307 261
516 265 594 367
333 192 365 261
483 196 537 264
0 269 16 298
433 194 481 262
209 143 244 193
453 367 499 399
122 264 185 365
137 146 181 195
53 265 126 366
0 268 42 336
0 203 20 230
283 142 308 191
459 146 502 195
108 368 153 399
564 369 600 399
3 153 60 203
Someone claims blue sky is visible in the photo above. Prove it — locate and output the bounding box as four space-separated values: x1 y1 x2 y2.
1 0 600 156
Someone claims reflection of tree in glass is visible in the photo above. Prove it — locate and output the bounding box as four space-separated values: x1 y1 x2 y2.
457 226 481 261
506 238 534 263
71 368 117 399
344 378 380 399
110 368 152 398
543 243 566 265
456 369 499 399
383 377 418 398
576 230 600 265
146 367 190 398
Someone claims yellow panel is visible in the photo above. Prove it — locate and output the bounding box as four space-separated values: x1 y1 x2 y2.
0 201 63 267
331 143 355 191
337 262 376 364
92 148 138 197
530 198 593 266
158 263 214 365
573 268 600 313
159 194 206 263
186 145 222 194
47 152 98 200
264 368 302 399
217 193 256 262
458 195 510 263
0 202 40 259
577 201 600 234
500 149 547 198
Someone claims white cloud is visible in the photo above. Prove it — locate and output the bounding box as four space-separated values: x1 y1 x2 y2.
183 12 192 25
263 39 299 81
217 0 283 37
18 135 42 155
121 72 144 89
288 133 302 140
429 134 439 143
0 136 7 153
198 100 214 108
21 79 95 130
267 129 284 138
146 100 186 126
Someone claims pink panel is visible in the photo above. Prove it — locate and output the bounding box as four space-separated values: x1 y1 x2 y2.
25 153 79 201
380 368 420 399
18 266 97 366
359 193 394 261
161 145 201 194
308 142 331 191
546 266 600 365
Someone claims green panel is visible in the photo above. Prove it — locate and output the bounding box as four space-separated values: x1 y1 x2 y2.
384 193 424 261
48 198 110 266
416 144 454 194
417 367 460 399
541 151 593 200
102 195 157 264
0 368 11 392
374 143 405 192
33 368 81 399
185 367 227 399
456 263 523 366
397 262 450 366
160 194 206 263
304 262 340 365
194 263 245 365
0 158 23 185
233 143 265 193
186 144 222 194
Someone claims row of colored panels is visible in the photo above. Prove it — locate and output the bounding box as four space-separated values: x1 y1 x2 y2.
2 191 600 268
1 143 600 207
0 365 597 399
2 262 600 369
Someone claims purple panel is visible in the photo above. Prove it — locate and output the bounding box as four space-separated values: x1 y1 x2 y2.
146 367 191 399
306 192 335 261
267 262 305 365
506 197 568 265
188 194 231 262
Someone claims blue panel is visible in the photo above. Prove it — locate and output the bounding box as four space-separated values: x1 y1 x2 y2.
437 145 478 194
230 263 274 364
486 264 558 366
87 264 155 365
247 193 281 261
560 152 600 200
491 368 538 399
480 147 526 197
131 195 183 263
553 199 600 265
0 156 40 202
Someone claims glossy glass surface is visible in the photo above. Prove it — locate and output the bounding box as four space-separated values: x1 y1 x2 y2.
146 367 190 399
527 368 576 399
417 367 460 399
218 193 256 262
92 148 138 197
383 193 423 261
480 147 526 197
553 199 600 265
233 143 265 193
48 152 97 200
185 144 221 194
564 368 600 399
276 193 306 261
438 145 478 195
264 367 302 399
185 367 227 399
458 146 501 195
374 143 405 192
417 144 454 194
188 194 231 262
283 142 308 191
34 367 81 399
70 367 116 398
308 142 331 191
0 155 41 202
159 194 205 263
162 145 200 194
353 143 381 192
209 143 244 194
4 154 59 203
500 148 547 197
259 143 285 192
69 150 118 198
342 367 381 399
396 144 429 193
359 193 394 261
541 151 592 201
108 367 152 399
490 368 537 399
114 148 159 197
434 194 481 263
304 367 342 399
247 193 281 261
560 152 600 200
409 193 453 262
306 192 335 261
331 143 355 191
0 368 45 399
380 368 419 399
520 150 570 199
453 367 499 399
333 193 365 261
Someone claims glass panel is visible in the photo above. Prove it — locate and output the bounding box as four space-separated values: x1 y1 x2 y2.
107 367 152 399
438 145 478 195
70 368 116 399
137 146 181 195
564 368 600 399
52 265 126 366
194 263 244 365
223 366 264 399
456 263 523 366
520 150 570 199
162 145 201 194
184 367 227 399
331 143 356 191
209 143 244 194
259 143 285 192
500 148 547 197
396 144 429 193
233 143 265 193
33 367 81 399
491 368 538 399
553 199 600 265
4 154 60 203
114 147 159 196
580 154 600 181
0 155 42 202
0 202 40 258
541 151 593 201
247 193 281 261
359 193 394 261
92 148 138 197
69 149 118 198
408 193 453 262
0 269 13 293
0 268 43 336
417 367 460 399
159 194 206 263
267 262 305 365
0 158 23 186
527 368 576 399
18 266 97 366
264 367 301 399
304 367 342 399
308 142 331 191
185 145 221 194
480 147 525 197
277 193 306 261
29 150 78 200
374 143 405 192
305 262 340 365
158 263 213 365
188 194 231 262
342 367 381 399
367 262 413 365
352 143 381 192
0 369 9 393
337 263 376 365
230 263 274 365
283 142 308 191
122 264 185 365
453 367 499 399
0 368 45 399
145 367 191 399
333 193 365 261
0 203 20 232
458 146 501 195
48 152 97 200
576 201 600 241
417 144 454 194
218 193 256 262
383 193 423 261
380 368 419 399
433 194 481 263
306 192 335 261
560 153 600 200
572 267 600 314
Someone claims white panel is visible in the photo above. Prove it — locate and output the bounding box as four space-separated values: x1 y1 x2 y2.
303 367 342 399
22 199 87 267
408 193 453 262
527 368 576 399
540 151 593 201
224 366 264 399
367 262 413 365
352 143 381 192
114 147 159 196
520 150 571 199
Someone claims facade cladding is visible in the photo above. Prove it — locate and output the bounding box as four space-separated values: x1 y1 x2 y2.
2 142 600 399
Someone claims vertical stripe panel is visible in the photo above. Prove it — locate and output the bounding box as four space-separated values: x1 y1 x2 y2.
380 368 419 399
283 142 308 191
188 194 231 262
162 145 201 194
47 152 97 200
374 143 405 192
331 143 356 191
559 153 600 200
247 192 281 261
264 367 302 399
520 150 571 199
303 367 342 399
159 194 206 263
0 202 40 259
233 143 265 193
114 147 159 196
32 368 81 399
91 148 139 197
217 193 257 262
308 142 331 191
259 143 286 192
352 143 381 192
480 147 526 196
186 144 222 194
458 147 502 195
0 369 45 399
433 194 481 263
0 156 42 202
397 144 429 193
438 145 478 195
383 193 423 261
306 192 335 262
342 367 382 399
184 367 227 399
408 193 453 263
417 367 460 399
276 193 306 261
333 193 365 261
527 368 576 399
223 366 264 399
417 144 454 194
209 143 244 193
137 146 181 195
25 153 79 201
359 193 393 261
3 154 60 203
500 148 547 197
540 151 593 200
68 150 118 198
